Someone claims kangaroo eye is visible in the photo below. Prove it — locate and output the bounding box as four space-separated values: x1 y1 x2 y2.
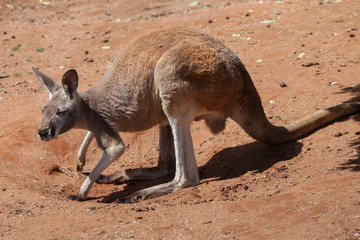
56 110 67 115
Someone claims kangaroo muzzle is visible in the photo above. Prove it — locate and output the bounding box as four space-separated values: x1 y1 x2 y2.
38 126 55 141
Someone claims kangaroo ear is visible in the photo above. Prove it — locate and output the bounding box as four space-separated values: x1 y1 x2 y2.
32 67 60 95
62 69 78 99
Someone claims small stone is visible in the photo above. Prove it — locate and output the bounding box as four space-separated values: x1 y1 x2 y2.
349 33 355 37
102 30 111 35
208 19 213 23
88 206 96 212
334 132 343 137
279 82 287 87
84 50 89 54
225 16 230 20
302 62 320 67
297 53 306 58
84 58 94 62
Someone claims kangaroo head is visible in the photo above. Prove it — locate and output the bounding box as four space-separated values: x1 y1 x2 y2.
33 68 81 141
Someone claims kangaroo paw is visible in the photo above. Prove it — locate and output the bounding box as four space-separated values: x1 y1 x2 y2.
115 180 187 203
76 162 85 173
95 173 125 184
95 171 129 184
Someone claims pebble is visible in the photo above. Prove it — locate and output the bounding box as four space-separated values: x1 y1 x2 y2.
279 82 287 87
349 33 355 37
334 132 343 137
347 28 358 32
84 58 94 62
84 50 89 54
297 53 306 58
302 62 320 67
88 206 96 212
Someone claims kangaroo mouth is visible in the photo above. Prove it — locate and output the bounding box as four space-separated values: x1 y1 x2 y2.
38 127 56 141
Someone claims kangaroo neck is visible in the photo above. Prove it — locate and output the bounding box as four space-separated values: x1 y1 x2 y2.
76 91 98 131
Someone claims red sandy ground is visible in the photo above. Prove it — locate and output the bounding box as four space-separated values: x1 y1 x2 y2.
0 0 359 239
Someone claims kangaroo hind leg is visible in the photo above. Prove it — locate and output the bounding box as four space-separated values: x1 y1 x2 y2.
116 102 200 203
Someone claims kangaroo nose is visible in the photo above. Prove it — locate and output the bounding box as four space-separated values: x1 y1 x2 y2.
38 128 50 140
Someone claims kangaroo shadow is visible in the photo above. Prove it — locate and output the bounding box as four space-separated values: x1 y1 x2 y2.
100 140 303 203
199 141 302 181
336 84 360 172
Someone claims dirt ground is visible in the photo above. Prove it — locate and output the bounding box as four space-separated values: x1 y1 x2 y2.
0 0 359 239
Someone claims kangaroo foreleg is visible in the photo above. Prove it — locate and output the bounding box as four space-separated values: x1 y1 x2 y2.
96 124 175 184
77 131 94 172
68 139 125 201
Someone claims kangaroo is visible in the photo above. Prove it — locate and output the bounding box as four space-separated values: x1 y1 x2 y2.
33 27 360 203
